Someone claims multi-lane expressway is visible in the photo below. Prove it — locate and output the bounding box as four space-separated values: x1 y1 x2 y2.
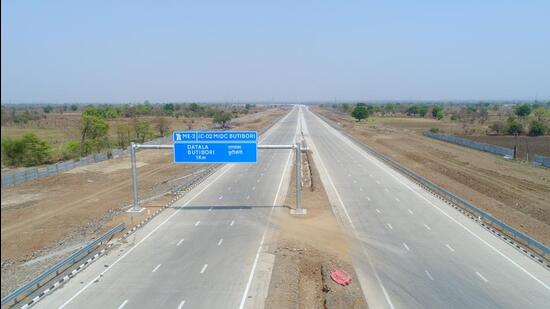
299 105 550 308
34 105 550 309
34 107 300 309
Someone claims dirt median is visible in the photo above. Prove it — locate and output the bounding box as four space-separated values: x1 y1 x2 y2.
265 150 368 308
314 108 550 247
0 107 288 297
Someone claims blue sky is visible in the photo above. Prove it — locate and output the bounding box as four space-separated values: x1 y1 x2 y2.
2 0 549 103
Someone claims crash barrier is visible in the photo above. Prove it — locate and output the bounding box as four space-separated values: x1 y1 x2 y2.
533 154 550 168
317 113 550 263
1 137 171 188
1 223 125 307
423 131 514 157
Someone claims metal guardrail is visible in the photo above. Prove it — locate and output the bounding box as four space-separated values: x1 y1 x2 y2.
423 131 514 157
1 223 125 307
533 154 550 168
316 113 550 261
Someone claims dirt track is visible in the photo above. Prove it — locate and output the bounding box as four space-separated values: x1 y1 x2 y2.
0 108 288 297
314 108 550 246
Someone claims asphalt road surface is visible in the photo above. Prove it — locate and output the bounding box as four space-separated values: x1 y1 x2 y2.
300 106 550 309
34 107 299 309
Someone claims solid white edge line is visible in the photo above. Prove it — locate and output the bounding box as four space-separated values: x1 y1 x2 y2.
239 107 298 309
301 107 395 309
58 164 235 309
311 108 550 291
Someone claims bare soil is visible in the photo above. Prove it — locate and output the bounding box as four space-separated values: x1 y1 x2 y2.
0 107 288 297
315 108 550 247
265 150 367 308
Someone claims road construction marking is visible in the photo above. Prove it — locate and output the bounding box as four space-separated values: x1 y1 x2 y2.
230 220 235 226
445 244 455 252
176 239 184 246
227 186 231 191
424 224 431 231
118 300 128 309
195 220 200 227
407 209 413 215
369 173 373 177
234 179 238 183
396 197 401 202
476 271 489 282
219 195 223 200
359 187 364 191
239 173 243 177
260 173 264 177
353 180 357 184
218 238 224 246
376 180 381 184
209 207 213 211
348 173 352 177
257 179 260 183
177 300 186 309
366 196 371 201
246 195 250 200
385 188 390 193
387 223 393 230
252 186 256 191
200 264 208 274
425 270 434 281
152 264 161 273
403 243 410 251
376 209 381 213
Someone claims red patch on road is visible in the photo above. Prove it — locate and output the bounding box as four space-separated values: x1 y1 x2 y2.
330 269 352 286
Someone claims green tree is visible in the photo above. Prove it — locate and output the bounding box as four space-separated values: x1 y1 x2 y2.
43 105 53 113
431 106 444 120
70 104 78 111
163 103 175 115
21 133 52 166
155 117 170 137
213 111 232 128
417 105 429 117
80 114 110 156
351 104 369 122
134 120 152 142
489 121 506 134
528 120 546 136
514 104 532 117
507 117 524 135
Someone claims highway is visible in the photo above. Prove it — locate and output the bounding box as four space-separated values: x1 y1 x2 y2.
34 107 299 309
299 106 550 308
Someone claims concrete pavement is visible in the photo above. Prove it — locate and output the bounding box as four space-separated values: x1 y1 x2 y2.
300 106 550 309
34 107 299 309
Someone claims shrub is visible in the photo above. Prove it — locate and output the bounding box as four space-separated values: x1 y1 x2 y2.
529 120 546 136
489 121 506 134
429 127 440 133
431 106 444 120
1 133 52 167
450 114 460 121
507 117 524 135
514 104 532 117
62 140 81 160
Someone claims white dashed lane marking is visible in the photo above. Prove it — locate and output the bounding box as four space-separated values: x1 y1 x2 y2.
387 223 393 230
152 264 161 273
118 300 128 309
177 300 186 309
195 220 200 227
407 209 413 215
200 264 208 274
230 220 235 226
218 238 224 246
476 271 489 282
424 224 431 231
445 244 455 252
425 270 434 281
376 209 381 214
176 239 184 246
403 243 410 251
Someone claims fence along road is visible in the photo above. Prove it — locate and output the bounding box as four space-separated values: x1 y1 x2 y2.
300 106 550 309
33 107 299 309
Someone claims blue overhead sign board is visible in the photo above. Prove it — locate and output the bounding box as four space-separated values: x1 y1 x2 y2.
173 131 257 163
